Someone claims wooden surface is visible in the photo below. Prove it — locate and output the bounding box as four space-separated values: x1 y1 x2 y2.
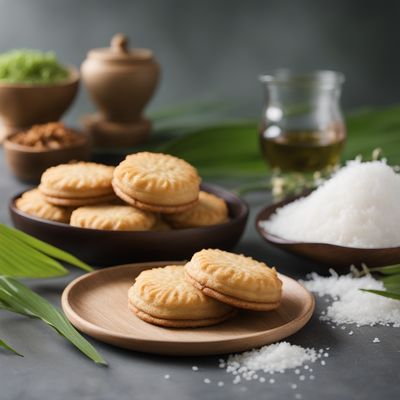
61 261 315 356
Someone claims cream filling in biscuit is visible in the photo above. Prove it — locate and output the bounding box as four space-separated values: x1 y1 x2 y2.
129 302 236 328
39 185 114 199
129 289 232 320
112 176 199 207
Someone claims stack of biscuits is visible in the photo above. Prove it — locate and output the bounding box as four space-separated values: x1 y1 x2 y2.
15 152 229 231
128 249 283 328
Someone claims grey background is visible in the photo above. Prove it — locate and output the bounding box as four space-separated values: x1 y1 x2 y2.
0 0 399 124
1 2 400 399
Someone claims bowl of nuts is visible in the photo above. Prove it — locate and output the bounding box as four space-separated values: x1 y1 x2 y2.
3 122 91 183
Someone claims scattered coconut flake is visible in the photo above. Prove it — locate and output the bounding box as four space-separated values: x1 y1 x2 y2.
164 374 170 380
261 161 400 248
225 342 322 382
233 376 241 384
259 377 266 383
217 381 224 387
373 337 380 343
269 378 275 384
302 272 400 327
192 366 198 371
348 331 354 335
204 378 211 384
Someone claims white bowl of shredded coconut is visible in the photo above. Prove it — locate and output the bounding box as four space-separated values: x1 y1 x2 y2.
256 160 400 267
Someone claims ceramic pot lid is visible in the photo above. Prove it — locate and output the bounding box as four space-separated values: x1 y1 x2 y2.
86 34 154 62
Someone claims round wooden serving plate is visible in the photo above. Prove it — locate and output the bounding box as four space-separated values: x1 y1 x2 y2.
62 261 315 356
256 194 400 268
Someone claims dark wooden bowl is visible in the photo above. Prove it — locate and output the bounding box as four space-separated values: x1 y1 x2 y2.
0 67 79 129
10 183 249 267
256 195 400 268
4 130 91 183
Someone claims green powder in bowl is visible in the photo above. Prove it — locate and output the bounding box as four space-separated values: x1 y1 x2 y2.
0 49 69 84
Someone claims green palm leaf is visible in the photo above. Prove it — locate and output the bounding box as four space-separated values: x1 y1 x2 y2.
367 264 400 275
0 338 22 356
0 224 92 273
360 289 400 300
0 232 68 278
154 105 400 177
0 276 106 365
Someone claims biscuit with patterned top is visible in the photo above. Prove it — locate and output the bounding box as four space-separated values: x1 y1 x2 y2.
185 249 282 311
15 188 73 223
165 191 228 228
70 204 156 231
39 162 115 206
113 152 200 214
128 265 235 327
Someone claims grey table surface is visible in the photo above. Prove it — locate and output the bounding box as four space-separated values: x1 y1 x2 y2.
0 150 399 400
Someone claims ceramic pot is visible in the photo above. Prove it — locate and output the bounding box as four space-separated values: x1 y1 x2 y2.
81 34 160 124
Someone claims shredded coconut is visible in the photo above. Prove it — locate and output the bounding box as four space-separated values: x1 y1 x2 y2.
261 161 400 248
225 342 324 381
302 272 400 327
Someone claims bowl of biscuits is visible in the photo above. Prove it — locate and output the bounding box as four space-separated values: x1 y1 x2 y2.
9 152 249 266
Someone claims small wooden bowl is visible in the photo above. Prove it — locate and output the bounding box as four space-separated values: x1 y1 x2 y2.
0 67 79 134
3 130 91 183
10 183 249 267
256 195 400 268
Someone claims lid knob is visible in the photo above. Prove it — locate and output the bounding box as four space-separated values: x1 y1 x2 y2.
111 33 129 53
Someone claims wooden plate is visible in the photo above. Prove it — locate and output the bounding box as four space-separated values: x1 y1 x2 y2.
61 261 315 356
256 194 400 268
10 183 248 266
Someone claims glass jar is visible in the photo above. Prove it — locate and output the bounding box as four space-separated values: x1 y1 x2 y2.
259 70 346 172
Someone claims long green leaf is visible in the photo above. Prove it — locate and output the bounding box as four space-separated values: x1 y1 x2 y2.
0 277 106 365
149 104 400 178
368 264 400 275
0 338 22 356
0 233 68 278
160 122 265 177
93 102 400 177
360 288 400 300
150 99 231 123
345 106 400 165
0 224 92 272
381 274 400 292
